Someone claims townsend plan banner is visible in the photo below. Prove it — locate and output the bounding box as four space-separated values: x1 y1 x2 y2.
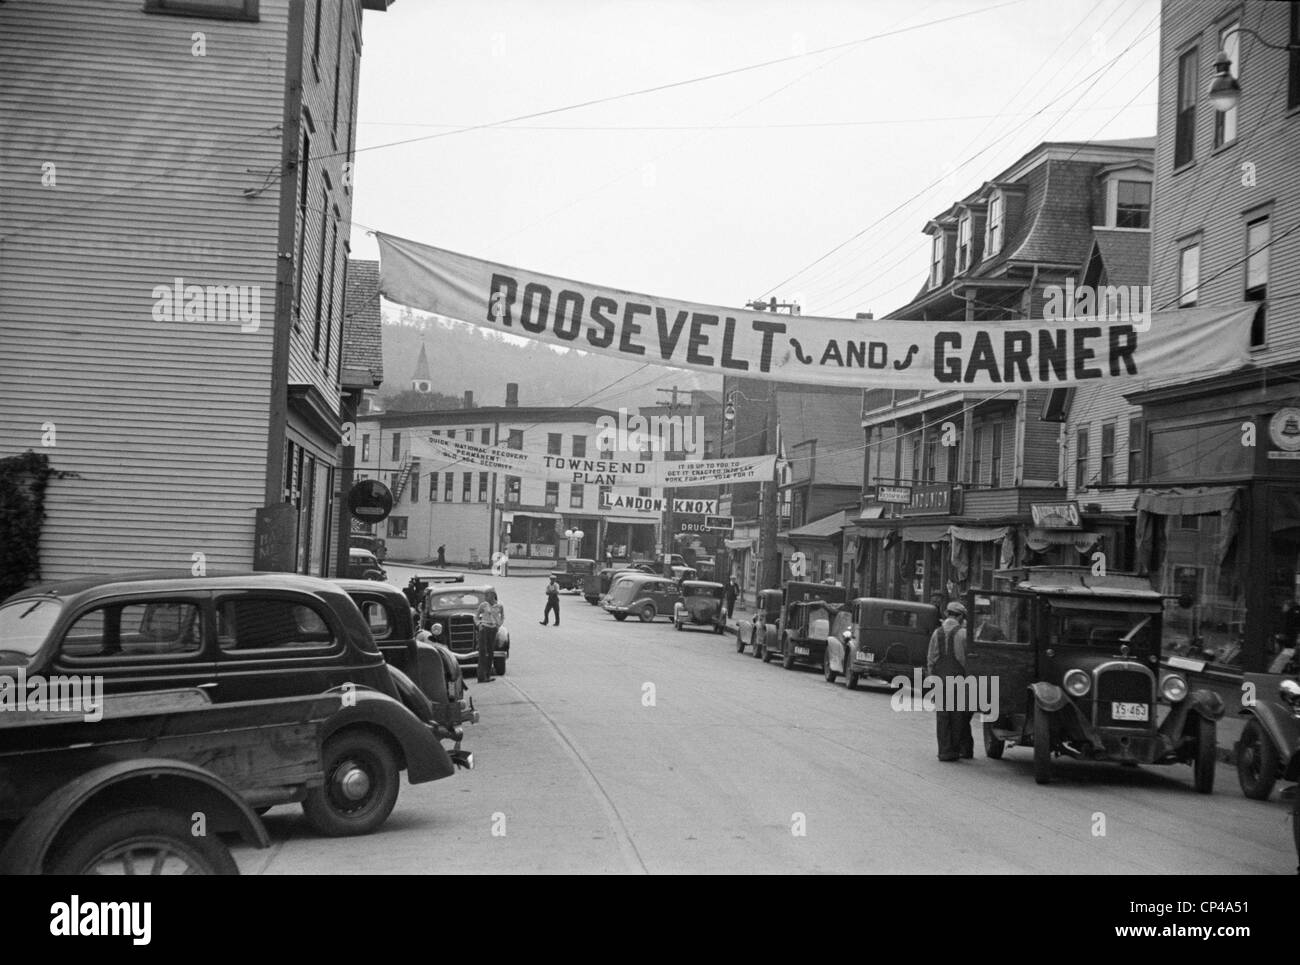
376 232 1257 390
415 435 777 487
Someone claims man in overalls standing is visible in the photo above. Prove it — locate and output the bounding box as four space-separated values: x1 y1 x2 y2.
926 601 972 761
474 589 503 683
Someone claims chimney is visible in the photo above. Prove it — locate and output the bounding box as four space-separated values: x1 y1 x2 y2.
505 383 519 408
463 390 474 409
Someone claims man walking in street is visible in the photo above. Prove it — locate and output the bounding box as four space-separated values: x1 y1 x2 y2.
474 589 503 683
725 578 739 619
926 601 973 761
540 577 561 627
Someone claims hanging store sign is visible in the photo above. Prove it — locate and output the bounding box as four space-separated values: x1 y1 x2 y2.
1030 501 1082 530
377 232 1257 390
418 435 775 488
877 485 913 504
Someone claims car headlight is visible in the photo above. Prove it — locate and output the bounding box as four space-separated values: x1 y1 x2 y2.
1063 668 1091 697
430 622 443 637
1160 673 1188 702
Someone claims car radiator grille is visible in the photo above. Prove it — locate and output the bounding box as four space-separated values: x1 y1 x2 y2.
1094 665 1152 725
446 615 478 653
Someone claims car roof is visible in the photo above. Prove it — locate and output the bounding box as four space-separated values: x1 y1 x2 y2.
681 580 723 589
5 569 351 605
334 578 404 596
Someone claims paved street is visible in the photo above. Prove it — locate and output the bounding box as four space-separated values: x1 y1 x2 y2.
236 567 1294 875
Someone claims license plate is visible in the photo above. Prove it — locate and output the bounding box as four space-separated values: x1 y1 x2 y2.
794 646 810 656
856 652 875 663
1112 701 1149 722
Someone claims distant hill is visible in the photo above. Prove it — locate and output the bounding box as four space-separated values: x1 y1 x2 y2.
378 304 718 410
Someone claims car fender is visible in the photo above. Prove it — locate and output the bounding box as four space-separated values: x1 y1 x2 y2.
0 758 268 875
1029 681 1068 712
388 665 436 723
319 688 455 785
1185 688 1226 722
1238 703 1300 767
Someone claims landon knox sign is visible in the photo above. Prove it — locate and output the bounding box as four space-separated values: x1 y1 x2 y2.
417 435 775 488
377 232 1257 390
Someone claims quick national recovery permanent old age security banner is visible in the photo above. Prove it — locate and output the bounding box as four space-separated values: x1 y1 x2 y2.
376 232 1257 390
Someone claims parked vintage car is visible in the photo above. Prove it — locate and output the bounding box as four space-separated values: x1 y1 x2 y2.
549 558 597 593
347 547 387 581
969 567 1223 791
337 578 478 744
420 583 510 676
350 533 388 562
668 565 698 583
673 580 727 633
1236 671 1300 801
585 564 654 605
765 581 847 669
825 598 940 688
602 572 682 622
736 588 783 657
0 571 460 836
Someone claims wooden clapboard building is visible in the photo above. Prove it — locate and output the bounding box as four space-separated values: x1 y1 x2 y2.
0 0 392 582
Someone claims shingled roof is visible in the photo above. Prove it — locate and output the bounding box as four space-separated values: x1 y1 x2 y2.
343 259 383 390
1086 228 1150 288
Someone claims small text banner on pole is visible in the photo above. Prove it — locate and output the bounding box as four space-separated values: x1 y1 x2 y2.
377 231 1257 390
416 435 775 487
876 485 913 504
1030 501 1082 530
704 515 734 531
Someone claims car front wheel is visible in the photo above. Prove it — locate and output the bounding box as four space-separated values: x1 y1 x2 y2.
983 722 1005 760
639 603 656 623
303 730 400 837
1236 718 1278 800
781 636 795 670
47 807 239 875
494 655 507 676
823 654 837 683
613 613 628 622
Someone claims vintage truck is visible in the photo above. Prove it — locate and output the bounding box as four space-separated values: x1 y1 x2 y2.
764 581 847 670
549 558 597 593
0 689 340 874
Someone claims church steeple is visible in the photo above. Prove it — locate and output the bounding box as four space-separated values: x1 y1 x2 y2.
411 344 432 393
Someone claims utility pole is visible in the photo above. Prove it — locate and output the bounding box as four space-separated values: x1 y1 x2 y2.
656 385 684 568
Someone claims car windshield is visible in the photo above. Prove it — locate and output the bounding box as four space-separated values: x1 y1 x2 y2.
687 586 723 598
1048 605 1157 649
0 598 63 661
428 592 482 608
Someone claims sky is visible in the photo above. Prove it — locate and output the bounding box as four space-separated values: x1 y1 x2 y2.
347 0 1162 405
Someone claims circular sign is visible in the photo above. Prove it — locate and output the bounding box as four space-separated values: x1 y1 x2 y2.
1269 408 1300 451
348 479 394 522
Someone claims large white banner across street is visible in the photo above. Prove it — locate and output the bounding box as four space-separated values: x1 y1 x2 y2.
376 232 1257 391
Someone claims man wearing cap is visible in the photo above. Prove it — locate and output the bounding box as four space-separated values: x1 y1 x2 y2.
927 600 973 761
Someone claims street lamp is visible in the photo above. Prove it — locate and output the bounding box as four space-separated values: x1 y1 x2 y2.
563 527 584 558
1206 26 1300 112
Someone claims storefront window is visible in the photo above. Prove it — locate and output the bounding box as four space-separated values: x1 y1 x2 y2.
1157 512 1245 666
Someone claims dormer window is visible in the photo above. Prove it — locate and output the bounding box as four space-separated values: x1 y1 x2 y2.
985 192 1004 257
1115 181 1151 228
929 233 945 289
956 216 972 273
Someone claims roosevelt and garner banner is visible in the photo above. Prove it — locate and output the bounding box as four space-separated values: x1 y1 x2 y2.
376 232 1257 390
416 435 777 488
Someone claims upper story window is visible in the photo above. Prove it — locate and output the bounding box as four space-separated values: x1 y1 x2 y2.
1175 47 1199 169
1179 242 1201 307
547 433 562 456
1100 422 1115 486
507 429 523 450
480 428 491 445
360 433 370 462
1246 216 1270 347
1075 428 1090 490
928 233 945 289
1114 181 1152 228
572 435 587 458
144 0 259 20
1214 22 1239 147
391 432 402 461
1128 417 1145 484
1290 3 1300 110
984 192 1004 257
990 423 1003 487
956 217 972 273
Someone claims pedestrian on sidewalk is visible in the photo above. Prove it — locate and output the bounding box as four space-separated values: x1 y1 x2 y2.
926 601 972 761
540 578 561 627
437 544 447 567
474 589 503 682
725 578 739 619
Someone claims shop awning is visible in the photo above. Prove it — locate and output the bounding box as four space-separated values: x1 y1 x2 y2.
1134 487 1239 516
1024 529 1101 552
786 510 851 540
859 526 896 540
602 515 658 525
725 538 754 550
900 524 951 543
949 525 1009 543
855 505 885 521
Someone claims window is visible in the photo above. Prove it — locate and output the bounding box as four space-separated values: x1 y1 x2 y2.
507 430 523 450
946 438 959 482
1175 47 1198 168
293 131 310 324
60 601 202 661
506 476 521 504
956 216 971 273
599 484 611 508
331 0 344 135
985 192 1003 256
990 423 1003 487
462 473 472 501
572 435 587 458
388 516 408 539
924 435 937 483
217 598 336 653
1290 2 1300 110
1128 417 1145 483
144 0 259 20
1215 23 1239 147
312 188 329 353
910 433 921 483
312 0 322 63
570 484 584 509
481 428 491 445
1246 216 1270 347
429 471 438 502
360 433 370 462
638 487 652 498
391 432 401 461
545 482 559 508
1115 181 1152 228
322 209 339 371
359 600 391 640
444 472 454 501
345 48 359 159
1076 428 1090 490
1100 422 1115 486
478 472 489 502
547 433 562 456
409 470 419 503
971 427 983 486
1179 243 1200 307
929 233 945 289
